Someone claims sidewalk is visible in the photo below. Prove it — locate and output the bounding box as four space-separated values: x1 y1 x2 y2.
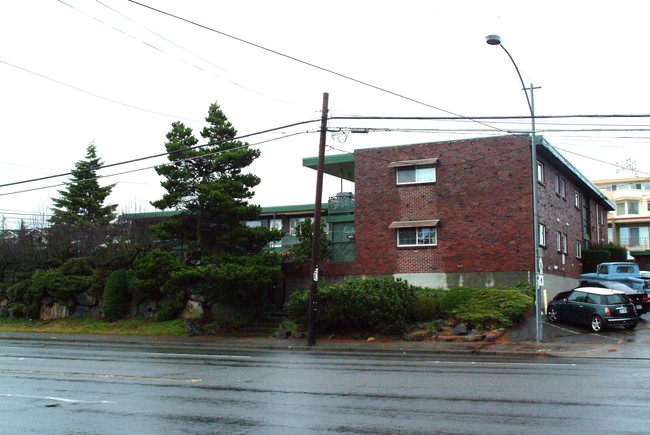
1 330 646 359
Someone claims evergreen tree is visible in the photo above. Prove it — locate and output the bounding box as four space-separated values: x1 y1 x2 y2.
152 101 280 258
50 142 117 227
49 142 117 259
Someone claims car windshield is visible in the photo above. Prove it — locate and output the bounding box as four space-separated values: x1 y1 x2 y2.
604 294 629 305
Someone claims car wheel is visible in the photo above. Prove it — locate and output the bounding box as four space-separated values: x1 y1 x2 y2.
591 315 604 333
547 307 559 322
625 323 637 330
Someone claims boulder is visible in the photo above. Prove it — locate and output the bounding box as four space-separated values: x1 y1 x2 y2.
73 305 100 318
180 300 203 320
138 300 158 318
40 303 69 320
452 323 468 336
76 291 96 307
184 320 203 337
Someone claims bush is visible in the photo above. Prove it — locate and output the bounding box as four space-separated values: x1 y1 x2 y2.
285 277 417 335
409 295 440 322
453 289 534 329
133 249 181 303
103 268 132 322
30 269 92 301
167 253 281 309
438 287 478 315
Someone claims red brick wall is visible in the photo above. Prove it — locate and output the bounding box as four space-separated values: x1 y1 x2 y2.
354 136 534 275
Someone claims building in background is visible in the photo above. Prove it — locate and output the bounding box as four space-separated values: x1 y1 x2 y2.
592 167 650 270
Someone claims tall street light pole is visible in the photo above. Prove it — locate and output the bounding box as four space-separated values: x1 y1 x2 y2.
486 34 543 342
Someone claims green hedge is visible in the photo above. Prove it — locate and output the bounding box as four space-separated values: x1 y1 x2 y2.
451 288 534 329
285 277 417 335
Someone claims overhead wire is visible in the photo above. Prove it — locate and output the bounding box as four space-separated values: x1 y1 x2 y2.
0 129 318 198
127 0 512 136
58 0 289 104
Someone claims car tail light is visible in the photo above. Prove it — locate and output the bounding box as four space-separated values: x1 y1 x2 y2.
605 307 611 316
644 295 649 302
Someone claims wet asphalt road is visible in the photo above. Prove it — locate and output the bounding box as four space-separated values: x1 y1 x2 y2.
1 336 650 434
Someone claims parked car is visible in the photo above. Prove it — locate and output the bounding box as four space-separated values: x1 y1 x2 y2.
547 287 638 333
578 280 649 315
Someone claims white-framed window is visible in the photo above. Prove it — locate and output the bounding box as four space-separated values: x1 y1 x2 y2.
556 231 562 253
576 240 582 259
268 218 283 248
562 233 568 254
537 161 544 184
289 217 307 235
617 201 640 215
538 223 546 247
396 164 436 184
573 190 581 209
397 226 437 247
560 178 566 198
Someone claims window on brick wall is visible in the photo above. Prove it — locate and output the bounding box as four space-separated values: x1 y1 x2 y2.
389 158 437 185
556 231 562 253
537 161 545 184
539 223 547 247
390 219 439 247
395 164 436 184
573 190 581 209
397 227 437 246
576 240 582 258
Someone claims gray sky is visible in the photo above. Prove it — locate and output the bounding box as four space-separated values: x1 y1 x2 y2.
2 0 649 228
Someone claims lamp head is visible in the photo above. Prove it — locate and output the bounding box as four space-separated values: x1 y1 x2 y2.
485 34 502 46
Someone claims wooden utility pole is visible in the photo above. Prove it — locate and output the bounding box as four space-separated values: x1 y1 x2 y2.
307 92 329 346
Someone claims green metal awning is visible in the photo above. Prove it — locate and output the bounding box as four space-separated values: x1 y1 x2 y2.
302 153 355 182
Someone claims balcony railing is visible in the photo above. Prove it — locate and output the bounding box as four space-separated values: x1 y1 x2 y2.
618 236 650 249
328 193 355 215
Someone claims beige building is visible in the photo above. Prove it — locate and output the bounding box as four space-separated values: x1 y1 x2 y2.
592 169 650 269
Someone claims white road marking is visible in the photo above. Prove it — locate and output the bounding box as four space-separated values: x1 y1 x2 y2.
0 393 114 404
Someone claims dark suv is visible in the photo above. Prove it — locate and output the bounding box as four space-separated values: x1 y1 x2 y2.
547 287 638 333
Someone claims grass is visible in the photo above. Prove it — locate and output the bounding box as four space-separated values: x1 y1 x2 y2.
0 317 187 336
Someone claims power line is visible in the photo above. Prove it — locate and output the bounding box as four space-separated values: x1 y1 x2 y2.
0 118 320 190
0 59 204 124
58 0 289 104
0 129 317 198
127 0 510 136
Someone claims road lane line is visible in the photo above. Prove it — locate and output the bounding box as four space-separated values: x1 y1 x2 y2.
0 393 115 404
0 369 202 383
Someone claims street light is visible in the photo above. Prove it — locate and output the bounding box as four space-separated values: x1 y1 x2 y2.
486 34 543 342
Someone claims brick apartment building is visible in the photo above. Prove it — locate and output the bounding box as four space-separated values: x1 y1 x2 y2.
123 135 614 302
282 135 614 298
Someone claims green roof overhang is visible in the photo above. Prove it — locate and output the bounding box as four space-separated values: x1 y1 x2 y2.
302 153 355 182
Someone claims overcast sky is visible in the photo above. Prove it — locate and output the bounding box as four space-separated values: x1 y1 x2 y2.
1 1 649 228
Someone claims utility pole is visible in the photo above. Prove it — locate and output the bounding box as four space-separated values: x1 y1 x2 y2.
307 92 329 346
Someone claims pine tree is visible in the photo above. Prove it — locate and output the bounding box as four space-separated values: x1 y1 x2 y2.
49 142 117 259
152 101 279 258
50 142 117 227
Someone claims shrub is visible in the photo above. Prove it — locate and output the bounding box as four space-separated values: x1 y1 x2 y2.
133 249 181 303
438 287 478 315
453 289 534 329
409 295 440 322
30 269 91 301
103 268 132 322
285 277 417 335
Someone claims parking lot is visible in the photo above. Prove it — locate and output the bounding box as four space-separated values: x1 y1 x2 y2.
508 310 650 346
